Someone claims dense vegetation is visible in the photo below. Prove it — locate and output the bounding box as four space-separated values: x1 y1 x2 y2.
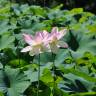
10 0 96 14
0 0 96 96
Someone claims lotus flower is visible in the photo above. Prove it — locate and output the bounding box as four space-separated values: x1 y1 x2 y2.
21 27 68 55
49 27 68 53
21 30 50 56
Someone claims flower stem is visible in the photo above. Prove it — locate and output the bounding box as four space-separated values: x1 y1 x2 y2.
68 48 77 68
37 54 40 96
68 49 74 63
52 53 56 96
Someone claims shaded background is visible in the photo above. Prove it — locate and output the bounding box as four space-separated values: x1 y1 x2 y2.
12 0 96 14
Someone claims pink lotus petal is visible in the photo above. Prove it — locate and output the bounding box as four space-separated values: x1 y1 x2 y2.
36 30 49 39
49 27 59 41
50 27 67 40
42 30 50 43
57 41 68 48
51 27 58 34
34 32 43 43
40 30 49 39
57 29 67 39
34 30 50 44
23 34 34 45
21 46 32 52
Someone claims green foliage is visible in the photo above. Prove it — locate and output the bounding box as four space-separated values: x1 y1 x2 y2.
0 66 30 96
0 1 96 96
0 35 15 51
0 92 4 96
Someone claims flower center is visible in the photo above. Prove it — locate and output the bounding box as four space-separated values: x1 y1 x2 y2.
50 37 58 45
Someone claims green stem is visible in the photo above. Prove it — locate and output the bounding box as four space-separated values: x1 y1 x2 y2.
68 48 74 59
37 54 40 96
52 53 55 96
68 48 77 68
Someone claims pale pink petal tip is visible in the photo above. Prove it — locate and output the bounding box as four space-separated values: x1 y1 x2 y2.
23 34 33 41
51 27 58 34
58 41 68 48
21 46 32 52
22 33 34 45
63 43 68 48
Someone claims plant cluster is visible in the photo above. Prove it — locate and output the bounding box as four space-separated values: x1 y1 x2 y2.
0 0 96 96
